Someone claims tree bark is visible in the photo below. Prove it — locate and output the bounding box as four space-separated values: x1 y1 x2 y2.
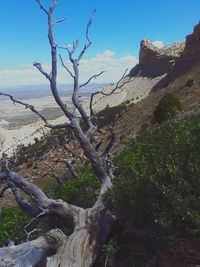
0 209 114 267
46 210 114 267
0 229 65 267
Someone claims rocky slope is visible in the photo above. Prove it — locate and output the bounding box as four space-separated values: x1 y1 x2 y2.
93 21 200 154
151 22 200 90
93 22 200 112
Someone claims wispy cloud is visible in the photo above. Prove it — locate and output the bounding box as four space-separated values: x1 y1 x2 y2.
0 51 138 87
78 51 138 84
152 41 164 49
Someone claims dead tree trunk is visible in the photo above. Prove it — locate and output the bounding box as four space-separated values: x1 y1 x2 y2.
46 210 114 267
0 169 114 266
0 205 114 267
0 0 127 266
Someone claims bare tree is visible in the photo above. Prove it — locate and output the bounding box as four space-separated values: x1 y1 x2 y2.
0 1 126 266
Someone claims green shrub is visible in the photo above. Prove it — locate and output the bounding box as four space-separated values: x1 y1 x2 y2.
111 115 200 235
94 104 126 126
0 207 30 245
185 79 194 87
45 163 100 208
153 93 182 123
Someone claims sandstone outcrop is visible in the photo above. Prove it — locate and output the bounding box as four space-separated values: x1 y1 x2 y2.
183 22 200 57
152 22 200 90
129 22 200 91
129 38 184 78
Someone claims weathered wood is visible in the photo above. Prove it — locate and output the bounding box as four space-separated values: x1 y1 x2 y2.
0 229 66 267
0 1 119 266
0 211 114 267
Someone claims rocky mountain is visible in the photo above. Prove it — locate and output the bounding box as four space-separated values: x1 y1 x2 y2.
91 21 200 155
183 22 200 57
129 39 185 78
93 22 200 113
129 22 200 91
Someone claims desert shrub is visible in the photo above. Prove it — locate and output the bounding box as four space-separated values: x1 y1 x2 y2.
139 122 149 134
0 207 30 246
46 163 100 208
185 79 194 87
111 115 200 235
94 104 126 126
153 93 182 123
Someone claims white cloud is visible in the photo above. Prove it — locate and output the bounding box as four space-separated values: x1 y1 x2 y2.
99 50 115 58
78 52 138 83
152 41 164 49
0 50 138 87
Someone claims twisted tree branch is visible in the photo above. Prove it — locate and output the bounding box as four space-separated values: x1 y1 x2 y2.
0 92 70 129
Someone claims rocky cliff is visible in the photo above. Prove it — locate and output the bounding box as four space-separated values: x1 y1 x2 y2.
129 39 184 78
129 22 200 90
93 22 200 113
183 22 200 57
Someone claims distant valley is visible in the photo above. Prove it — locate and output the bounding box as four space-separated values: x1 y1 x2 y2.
0 83 107 129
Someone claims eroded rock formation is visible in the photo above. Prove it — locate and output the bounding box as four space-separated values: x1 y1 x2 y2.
183 22 200 57
129 22 200 90
129 38 184 78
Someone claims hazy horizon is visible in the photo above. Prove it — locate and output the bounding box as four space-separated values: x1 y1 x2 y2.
0 83 108 101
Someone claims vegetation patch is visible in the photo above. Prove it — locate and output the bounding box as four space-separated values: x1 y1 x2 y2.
94 104 127 126
153 93 182 123
111 115 200 235
0 207 29 246
45 162 100 208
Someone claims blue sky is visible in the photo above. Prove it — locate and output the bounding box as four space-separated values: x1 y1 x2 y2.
0 0 200 86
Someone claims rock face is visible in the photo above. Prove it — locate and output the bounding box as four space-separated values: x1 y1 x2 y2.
129 22 200 90
183 22 200 57
130 38 185 78
93 22 200 113
151 22 200 91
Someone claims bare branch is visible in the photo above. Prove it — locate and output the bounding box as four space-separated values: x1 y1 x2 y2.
89 68 131 116
95 141 102 152
56 11 97 130
65 39 79 64
72 40 80 55
9 181 41 217
35 0 48 15
79 71 106 89
71 61 95 129
0 171 81 222
103 129 116 156
24 211 45 241
43 162 63 185
49 0 58 15
33 62 51 80
25 228 41 242
62 144 83 164
59 54 74 78
53 17 65 25
78 9 96 62
53 159 78 179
